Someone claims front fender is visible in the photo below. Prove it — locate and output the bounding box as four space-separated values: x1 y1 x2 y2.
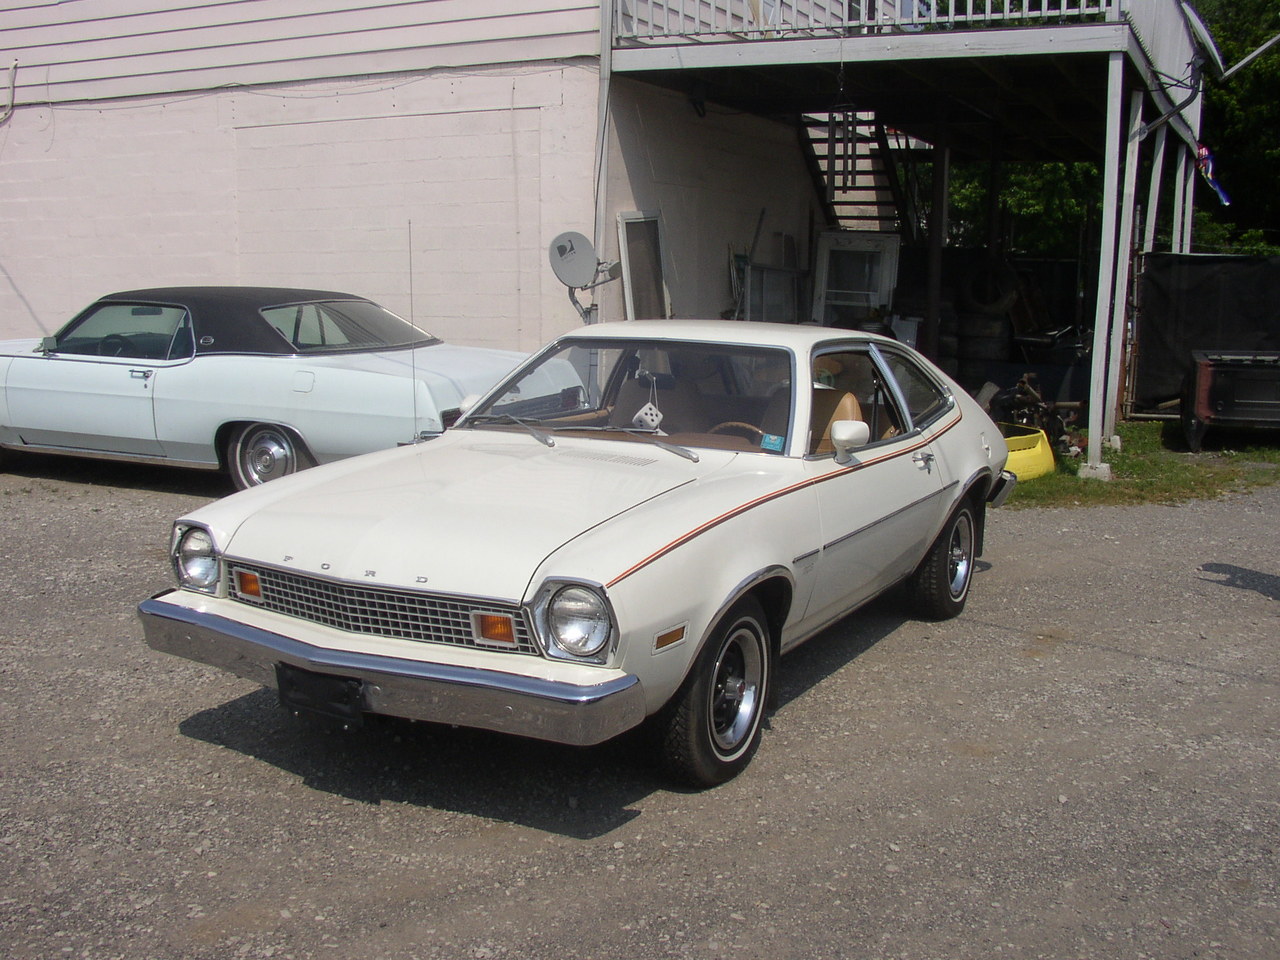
570 501 814 715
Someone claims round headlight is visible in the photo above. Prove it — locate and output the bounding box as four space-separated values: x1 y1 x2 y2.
176 527 219 591
547 586 612 658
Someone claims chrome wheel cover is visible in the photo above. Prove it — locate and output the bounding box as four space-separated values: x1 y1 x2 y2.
240 428 295 485
708 622 765 756
947 512 975 599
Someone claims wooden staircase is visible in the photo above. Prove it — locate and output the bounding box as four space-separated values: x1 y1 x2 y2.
801 111 924 241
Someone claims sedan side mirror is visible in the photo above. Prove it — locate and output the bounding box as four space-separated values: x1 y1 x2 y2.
443 393 483 428
830 419 871 463
38 336 58 354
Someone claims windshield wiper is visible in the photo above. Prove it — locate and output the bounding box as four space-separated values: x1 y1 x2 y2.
554 424 699 463
466 413 555 448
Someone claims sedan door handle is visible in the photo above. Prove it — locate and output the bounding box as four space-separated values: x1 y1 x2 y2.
912 451 935 472
130 369 153 380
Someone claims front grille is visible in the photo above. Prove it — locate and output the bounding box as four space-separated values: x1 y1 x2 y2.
228 562 540 655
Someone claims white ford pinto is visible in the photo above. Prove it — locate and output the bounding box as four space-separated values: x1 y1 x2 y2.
139 320 1013 786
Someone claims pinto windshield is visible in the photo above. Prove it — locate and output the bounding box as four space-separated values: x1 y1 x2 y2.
465 338 794 455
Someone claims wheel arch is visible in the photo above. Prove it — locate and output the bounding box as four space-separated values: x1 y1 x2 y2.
215 419 313 472
958 468 996 556
686 566 792 707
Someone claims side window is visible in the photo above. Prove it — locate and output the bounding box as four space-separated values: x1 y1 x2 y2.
809 350 905 455
263 304 349 349
881 351 951 429
55 303 187 360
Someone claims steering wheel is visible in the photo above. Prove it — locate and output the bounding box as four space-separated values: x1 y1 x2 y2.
99 333 138 357
708 421 765 442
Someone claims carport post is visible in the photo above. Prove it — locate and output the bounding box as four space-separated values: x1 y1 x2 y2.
1103 90 1145 438
1170 146 1187 252
1083 52 1126 479
1142 124 1168 252
1180 146 1196 252
923 132 950 360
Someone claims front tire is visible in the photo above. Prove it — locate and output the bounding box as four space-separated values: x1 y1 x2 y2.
658 597 771 788
227 423 312 490
907 502 976 620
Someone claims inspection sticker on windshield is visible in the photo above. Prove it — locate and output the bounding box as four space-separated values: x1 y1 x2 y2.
761 433 785 453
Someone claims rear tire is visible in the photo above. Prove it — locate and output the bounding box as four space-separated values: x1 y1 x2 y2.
907 503 976 620
657 597 771 788
227 423 312 490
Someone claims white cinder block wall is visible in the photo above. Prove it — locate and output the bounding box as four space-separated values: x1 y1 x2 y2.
599 78 823 323
0 61 600 350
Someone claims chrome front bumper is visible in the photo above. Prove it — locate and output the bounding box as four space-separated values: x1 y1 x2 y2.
138 593 647 746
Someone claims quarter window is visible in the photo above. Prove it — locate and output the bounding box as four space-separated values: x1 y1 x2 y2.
881 351 951 429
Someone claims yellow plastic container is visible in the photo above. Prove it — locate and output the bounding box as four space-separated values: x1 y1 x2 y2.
1000 422 1055 481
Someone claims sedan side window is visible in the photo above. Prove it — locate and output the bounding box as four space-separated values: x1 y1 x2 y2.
54 303 188 360
263 304 350 349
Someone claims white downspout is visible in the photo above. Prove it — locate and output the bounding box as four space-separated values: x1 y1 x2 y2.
590 0 615 323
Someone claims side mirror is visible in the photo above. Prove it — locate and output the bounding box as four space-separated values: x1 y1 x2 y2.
830 419 871 462
444 394 482 428
38 336 57 354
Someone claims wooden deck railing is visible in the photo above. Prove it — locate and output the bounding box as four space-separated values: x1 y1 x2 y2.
614 0 1119 44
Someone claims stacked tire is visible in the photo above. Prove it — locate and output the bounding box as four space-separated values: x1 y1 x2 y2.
957 312 1012 385
956 263 1018 387
934 304 960 378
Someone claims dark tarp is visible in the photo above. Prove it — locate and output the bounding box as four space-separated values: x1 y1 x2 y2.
1134 254 1280 410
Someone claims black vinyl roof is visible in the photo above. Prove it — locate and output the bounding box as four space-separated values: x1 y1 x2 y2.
95 285 375 355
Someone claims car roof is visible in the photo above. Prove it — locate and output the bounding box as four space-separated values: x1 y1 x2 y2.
557 319 897 353
95 286 377 355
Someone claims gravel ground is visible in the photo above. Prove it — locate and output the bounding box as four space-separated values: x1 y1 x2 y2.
1 451 1277 960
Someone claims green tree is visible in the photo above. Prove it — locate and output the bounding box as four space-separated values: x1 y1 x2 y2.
1192 0 1280 249
947 161 1100 258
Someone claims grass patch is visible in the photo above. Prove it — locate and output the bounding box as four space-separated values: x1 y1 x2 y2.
1006 420 1280 508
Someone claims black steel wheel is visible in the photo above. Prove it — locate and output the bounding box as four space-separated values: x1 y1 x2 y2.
658 596 771 788
907 502 977 620
227 423 311 489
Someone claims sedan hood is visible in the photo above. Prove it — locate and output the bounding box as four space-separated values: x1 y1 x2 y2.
197 431 734 601
0 337 44 359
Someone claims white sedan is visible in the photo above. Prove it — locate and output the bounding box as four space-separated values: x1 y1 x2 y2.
0 286 524 488
139 320 1014 786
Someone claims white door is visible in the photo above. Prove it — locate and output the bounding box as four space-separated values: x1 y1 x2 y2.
6 301 190 456
7 355 163 455
797 346 948 625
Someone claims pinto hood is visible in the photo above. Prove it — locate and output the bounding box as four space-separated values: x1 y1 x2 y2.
193 431 738 601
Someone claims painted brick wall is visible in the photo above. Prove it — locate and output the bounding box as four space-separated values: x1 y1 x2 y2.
0 62 600 350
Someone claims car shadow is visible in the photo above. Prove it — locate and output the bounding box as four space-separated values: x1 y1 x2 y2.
179 688 652 839
175 596 914 836
0 449 232 497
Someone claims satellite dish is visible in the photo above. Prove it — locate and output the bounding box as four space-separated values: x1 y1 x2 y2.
549 231 599 288
1180 1 1225 79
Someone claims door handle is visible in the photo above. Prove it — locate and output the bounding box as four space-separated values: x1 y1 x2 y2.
912 451 935 472
129 369 153 380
